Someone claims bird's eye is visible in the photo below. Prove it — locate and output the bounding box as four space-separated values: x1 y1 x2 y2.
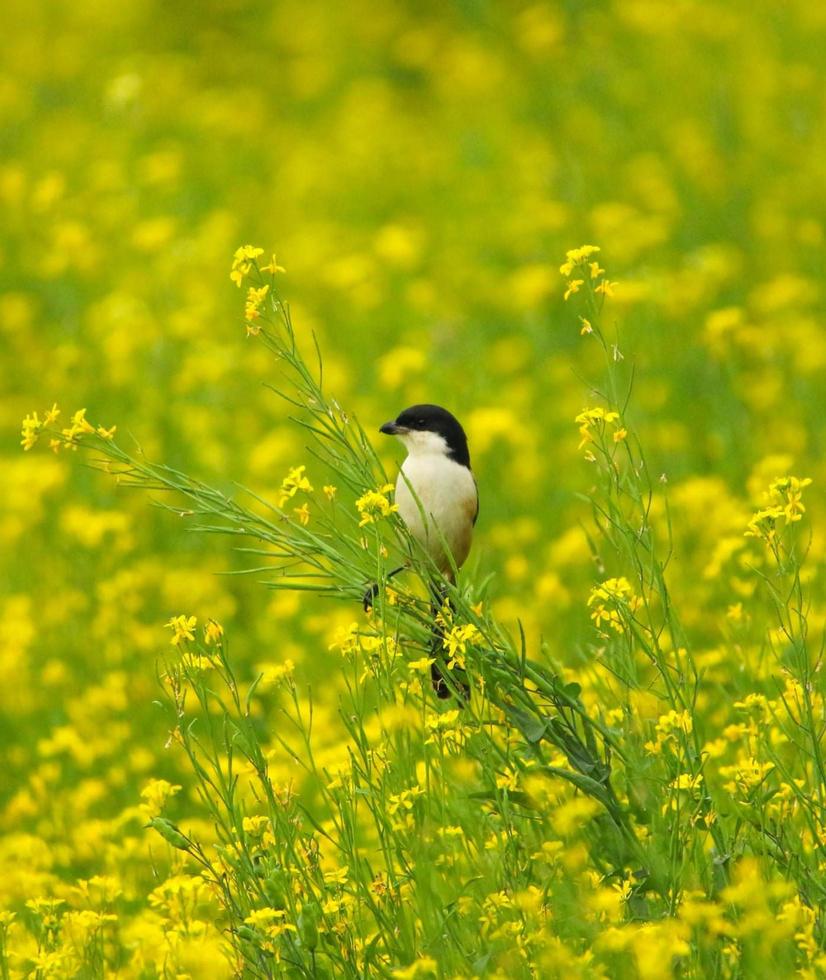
417 418 425 427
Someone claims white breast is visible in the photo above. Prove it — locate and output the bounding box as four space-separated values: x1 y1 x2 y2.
395 453 477 576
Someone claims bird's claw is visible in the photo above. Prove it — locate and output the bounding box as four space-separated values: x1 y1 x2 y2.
363 583 380 612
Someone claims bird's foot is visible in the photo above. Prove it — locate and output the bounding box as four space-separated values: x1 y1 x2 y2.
362 565 407 612
431 661 469 703
362 582 380 612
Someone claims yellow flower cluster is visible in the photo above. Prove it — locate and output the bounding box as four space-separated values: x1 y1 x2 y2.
139 778 182 820
229 244 263 287
441 622 482 670
244 283 270 335
745 475 812 543
559 244 601 278
574 406 625 458
644 709 693 754
278 464 314 507
392 956 437 979
165 613 197 646
355 484 398 527
559 245 617 303
587 576 641 634
20 404 115 453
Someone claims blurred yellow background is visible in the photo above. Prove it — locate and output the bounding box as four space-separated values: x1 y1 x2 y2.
3 0 826 973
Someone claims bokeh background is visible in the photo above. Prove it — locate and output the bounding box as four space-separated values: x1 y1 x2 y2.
3 0 826 973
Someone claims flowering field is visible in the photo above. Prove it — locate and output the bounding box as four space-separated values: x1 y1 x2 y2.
5 1 826 977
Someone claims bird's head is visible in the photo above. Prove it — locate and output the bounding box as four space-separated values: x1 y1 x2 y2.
380 404 470 467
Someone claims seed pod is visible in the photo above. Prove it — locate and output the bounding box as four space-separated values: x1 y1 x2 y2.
263 868 288 908
147 817 190 850
236 925 263 945
297 901 320 950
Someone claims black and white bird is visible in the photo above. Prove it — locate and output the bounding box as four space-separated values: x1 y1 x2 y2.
379 404 478 697
379 404 478 579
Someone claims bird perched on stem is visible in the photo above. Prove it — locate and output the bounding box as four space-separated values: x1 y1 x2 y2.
379 404 478 698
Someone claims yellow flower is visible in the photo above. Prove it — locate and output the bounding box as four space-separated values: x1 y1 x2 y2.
242 815 270 839
496 768 519 791
442 622 482 669
587 577 640 634
257 659 296 690
392 957 437 979
323 864 349 886
204 619 224 645
744 505 784 543
60 407 96 447
244 283 270 335
165 614 197 646
579 317 593 335
230 244 264 287
139 778 182 819
575 406 621 450
670 772 702 791
20 410 41 450
595 279 617 297
260 253 286 276
589 261 605 279
768 475 812 523
559 244 601 276
96 424 117 439
293 502 311 525
563 278 584 301
645 709 694 754
356 484 398 527
44 402 61 425
323 484 337 500
278 464 314 506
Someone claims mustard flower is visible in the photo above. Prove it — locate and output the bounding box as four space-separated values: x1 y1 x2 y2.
355 483 398 527
139 778 182 819
244 283 270 335
20 410 41 450
392 957 437 979
278 464 313 506
575 406 621 451
165 614 197 646
645 709 693 754
587 576 640 634
768 475 812 522
204 619 224 645
745 476 812 545
260 253 286 276
559 244 601 277
230 244 263 287
442 622 482 669
61 407 96 447
744 505 784 543
563 278 584 301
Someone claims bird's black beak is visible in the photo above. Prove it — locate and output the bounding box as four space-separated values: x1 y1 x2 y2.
380 421 400 435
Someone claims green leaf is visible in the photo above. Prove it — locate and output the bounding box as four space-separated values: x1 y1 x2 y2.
504 704 548 743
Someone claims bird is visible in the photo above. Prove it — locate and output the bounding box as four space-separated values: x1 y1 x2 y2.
378 404 478 698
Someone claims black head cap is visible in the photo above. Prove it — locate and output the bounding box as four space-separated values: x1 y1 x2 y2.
380 403 471 468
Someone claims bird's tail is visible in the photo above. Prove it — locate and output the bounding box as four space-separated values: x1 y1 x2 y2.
429 584 469 703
